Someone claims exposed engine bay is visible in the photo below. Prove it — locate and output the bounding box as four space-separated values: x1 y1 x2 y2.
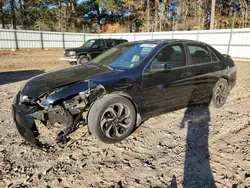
13 80 106 147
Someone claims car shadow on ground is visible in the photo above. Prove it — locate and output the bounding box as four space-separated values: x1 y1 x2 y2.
171 104 216 188
0 70 44 85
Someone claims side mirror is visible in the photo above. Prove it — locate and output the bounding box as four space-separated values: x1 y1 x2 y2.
150 62 168 72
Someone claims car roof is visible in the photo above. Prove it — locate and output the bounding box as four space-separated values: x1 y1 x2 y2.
87 38 126 41
86 39 206 46
128 39 208 46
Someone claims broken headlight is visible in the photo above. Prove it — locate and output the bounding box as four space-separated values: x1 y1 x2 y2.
20 95 32 103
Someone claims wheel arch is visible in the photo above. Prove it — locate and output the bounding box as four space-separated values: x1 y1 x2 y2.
78 53 91 60
110 91 139 112
87 91 142 128
220 76 229 81
220 76 231 90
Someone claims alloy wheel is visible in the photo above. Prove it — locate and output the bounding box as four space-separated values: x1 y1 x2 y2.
100 103 132 138
80 58 89 64
214 83 228 106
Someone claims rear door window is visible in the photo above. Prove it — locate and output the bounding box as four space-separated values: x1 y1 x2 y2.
106 39 117 47
210 50 219 62
187 44 212 65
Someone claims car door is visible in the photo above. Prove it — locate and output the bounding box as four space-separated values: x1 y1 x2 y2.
90 39 105 59
141 43 192 118
184 43 224 104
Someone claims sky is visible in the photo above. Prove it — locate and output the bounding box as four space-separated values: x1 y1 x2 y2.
77 0 85 4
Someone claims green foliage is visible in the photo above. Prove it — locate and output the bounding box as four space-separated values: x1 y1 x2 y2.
0 0 249 32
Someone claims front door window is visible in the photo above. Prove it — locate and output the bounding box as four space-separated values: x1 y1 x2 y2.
152 44 186 69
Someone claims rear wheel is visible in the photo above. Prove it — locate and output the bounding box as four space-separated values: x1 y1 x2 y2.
77 55 89 65
88 95 136 144
211 78 229 108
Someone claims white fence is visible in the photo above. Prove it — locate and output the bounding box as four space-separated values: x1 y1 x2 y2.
0 28 250 59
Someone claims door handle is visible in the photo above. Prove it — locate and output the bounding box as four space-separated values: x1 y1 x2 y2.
181 72 192 78
214 65 221 70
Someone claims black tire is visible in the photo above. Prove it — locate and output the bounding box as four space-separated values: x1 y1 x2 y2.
69 61 77 65
88 94 136 144
77 55 89 65
211 78 229 108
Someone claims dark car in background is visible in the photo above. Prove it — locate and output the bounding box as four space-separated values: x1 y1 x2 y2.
61 38 128 65
13 39 236 147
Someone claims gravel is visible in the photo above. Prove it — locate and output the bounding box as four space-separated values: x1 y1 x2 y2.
0 49 249 187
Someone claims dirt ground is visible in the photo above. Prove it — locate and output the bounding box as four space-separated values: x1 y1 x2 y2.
0 49 249 188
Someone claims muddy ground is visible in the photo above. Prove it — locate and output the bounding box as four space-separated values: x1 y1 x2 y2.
0 49 249 188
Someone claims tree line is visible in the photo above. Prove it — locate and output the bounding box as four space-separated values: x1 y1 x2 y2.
0 0 250 33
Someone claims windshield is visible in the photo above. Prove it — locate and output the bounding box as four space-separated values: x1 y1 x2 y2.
81 40 96 48
90 43 157 70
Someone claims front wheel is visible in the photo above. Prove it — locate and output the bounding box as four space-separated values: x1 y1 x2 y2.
211 78 229 108
88 95 136 144
77 55 89 65
69 61 77 65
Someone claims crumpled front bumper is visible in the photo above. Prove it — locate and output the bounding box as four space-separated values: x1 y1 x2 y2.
12 93 39 145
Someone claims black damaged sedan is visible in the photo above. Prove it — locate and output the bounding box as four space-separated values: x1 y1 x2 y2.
12 39 236 146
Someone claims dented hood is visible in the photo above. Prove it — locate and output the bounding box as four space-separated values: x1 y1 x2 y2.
21 64 114 99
